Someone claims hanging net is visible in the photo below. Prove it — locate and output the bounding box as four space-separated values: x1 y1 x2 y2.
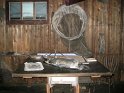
52 4 92 57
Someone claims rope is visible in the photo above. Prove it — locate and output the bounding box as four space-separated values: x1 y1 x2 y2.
99 33 105 54
52 4 87 40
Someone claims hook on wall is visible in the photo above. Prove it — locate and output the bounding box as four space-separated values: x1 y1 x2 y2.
64 0 85 6
0 7 5 23
97 0 109 4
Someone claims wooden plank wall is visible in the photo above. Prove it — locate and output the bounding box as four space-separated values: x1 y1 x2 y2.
0 0 68 53
0 0 122 54
0 0 123 81
120 0 124 81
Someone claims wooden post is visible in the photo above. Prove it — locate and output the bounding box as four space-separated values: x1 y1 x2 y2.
74 84 80 93
46 77 51 93
46 83 51 93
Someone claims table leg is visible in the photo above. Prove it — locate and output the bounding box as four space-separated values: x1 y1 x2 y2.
75 84 80 93
46 83 51 93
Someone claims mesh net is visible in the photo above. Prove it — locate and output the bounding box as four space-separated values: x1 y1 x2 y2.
52 5 92 57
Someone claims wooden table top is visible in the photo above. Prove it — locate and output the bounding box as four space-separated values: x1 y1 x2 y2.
12 61 112 78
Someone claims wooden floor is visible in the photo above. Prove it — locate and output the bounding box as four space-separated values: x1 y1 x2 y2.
0 82 124 93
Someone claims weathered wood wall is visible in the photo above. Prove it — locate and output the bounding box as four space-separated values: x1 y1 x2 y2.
0 0 122 54
120 0 124 81
0 0 68 53
0 0 123 81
